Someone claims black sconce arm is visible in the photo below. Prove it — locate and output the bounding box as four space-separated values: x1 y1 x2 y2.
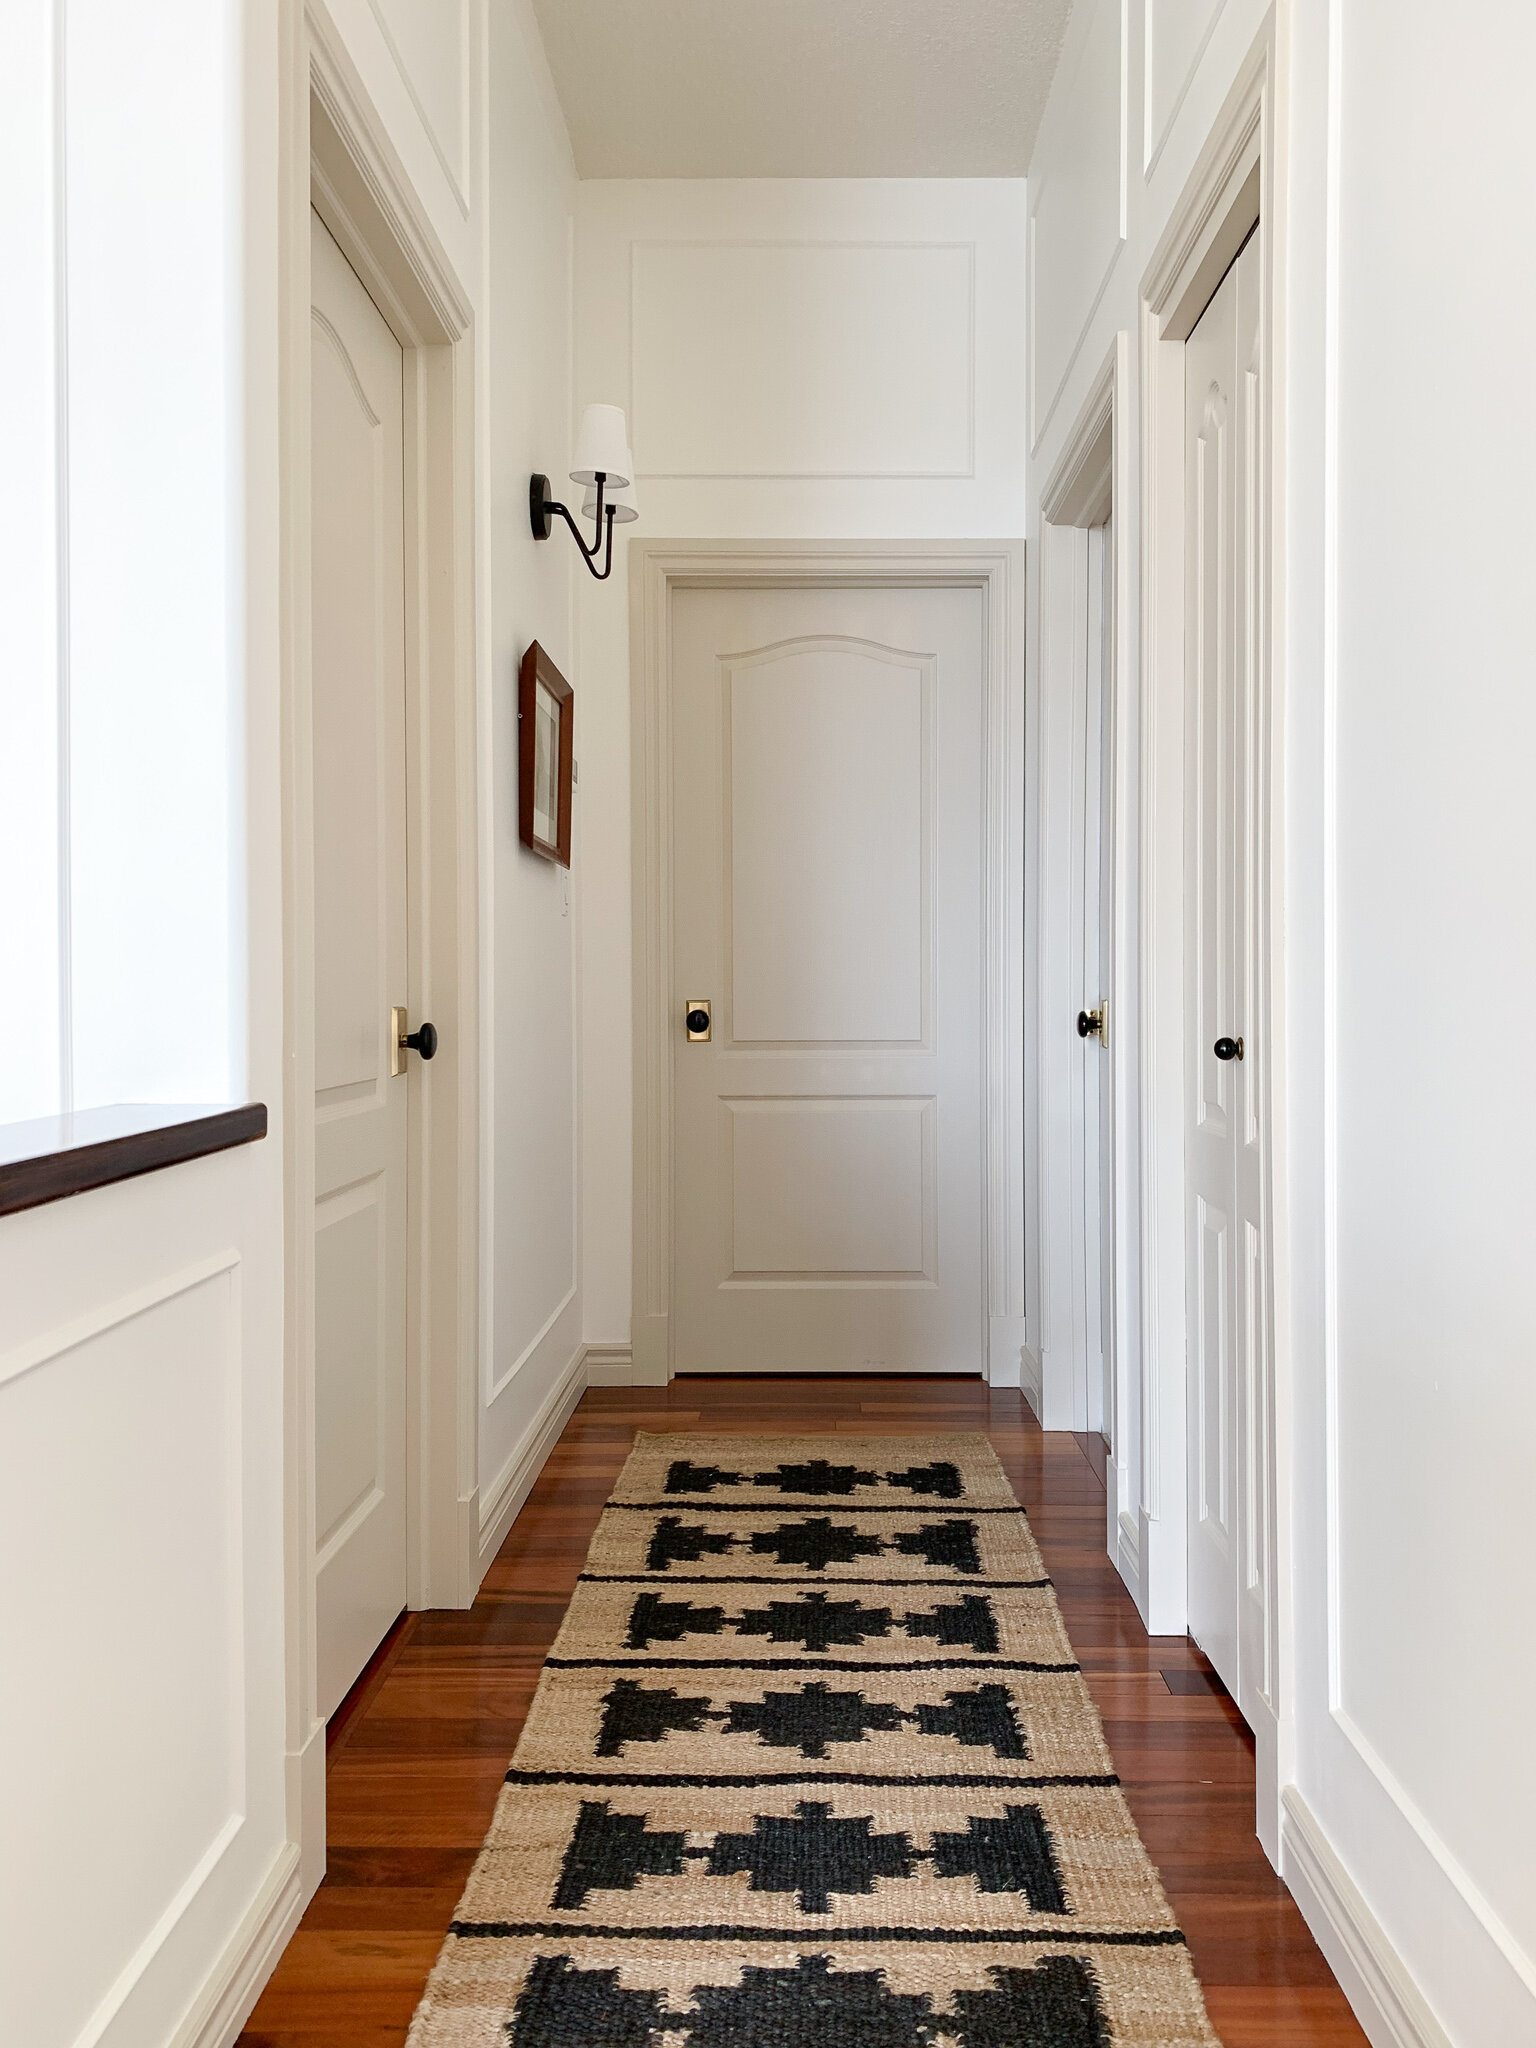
530 471 618 581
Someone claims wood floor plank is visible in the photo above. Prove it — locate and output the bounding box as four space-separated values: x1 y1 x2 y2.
237 1376 1366 2046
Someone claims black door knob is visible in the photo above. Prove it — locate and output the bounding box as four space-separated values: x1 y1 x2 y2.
685 1008 711 1036
404 1021 438 1061
1213 1035 1243 1062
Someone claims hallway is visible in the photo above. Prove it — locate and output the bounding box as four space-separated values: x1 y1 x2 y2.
238 1379 1364 2047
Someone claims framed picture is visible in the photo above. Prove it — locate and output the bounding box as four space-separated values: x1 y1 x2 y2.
519 640 574 866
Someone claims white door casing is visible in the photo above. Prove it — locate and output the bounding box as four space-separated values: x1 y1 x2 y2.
670 582 989 1375
1184 233 1265 1713
309 210 409 1718
1134 29 1279 1854
1080 521 1115 1438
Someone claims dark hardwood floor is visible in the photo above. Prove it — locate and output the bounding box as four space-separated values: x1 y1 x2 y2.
238 1376 1366 2046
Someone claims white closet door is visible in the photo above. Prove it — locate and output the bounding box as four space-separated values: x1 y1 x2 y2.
309 211 409 1718
1185 234 1263 1709
671 582 986 1375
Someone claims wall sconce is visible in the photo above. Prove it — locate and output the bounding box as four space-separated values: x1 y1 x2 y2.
530 403 639 581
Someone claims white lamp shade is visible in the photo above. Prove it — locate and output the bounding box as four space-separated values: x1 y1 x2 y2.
583 456 639 525
570 403 631 487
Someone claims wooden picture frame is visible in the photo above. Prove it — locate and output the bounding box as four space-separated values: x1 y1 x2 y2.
518 640 574 866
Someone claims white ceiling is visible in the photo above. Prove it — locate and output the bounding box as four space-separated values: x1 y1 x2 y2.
529 0 1074 179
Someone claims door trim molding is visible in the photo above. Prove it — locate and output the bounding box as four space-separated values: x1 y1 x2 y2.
276 0 481 1899
1035 337 1135 1536
629 541 1026 1387
1136 20 1283 1857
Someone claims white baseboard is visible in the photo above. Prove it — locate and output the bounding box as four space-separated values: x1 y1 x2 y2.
1019 1341 1043 1418
475 1343 589 1581
171 1842 303 2048
1281 1788 1452 2048
583 1343 634 1385
1032 1346 1081 1430
1114 1503 1141 1596
285 1712 327 1902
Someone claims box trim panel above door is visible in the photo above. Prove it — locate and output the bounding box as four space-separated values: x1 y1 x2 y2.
630 541 1025 1388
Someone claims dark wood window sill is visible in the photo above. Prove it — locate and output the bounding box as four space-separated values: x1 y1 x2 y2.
0 1102 268 1218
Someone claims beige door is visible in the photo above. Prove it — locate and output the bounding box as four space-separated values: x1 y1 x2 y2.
1185 231 1264 1710
309 211 408 1717
671 582 986 1375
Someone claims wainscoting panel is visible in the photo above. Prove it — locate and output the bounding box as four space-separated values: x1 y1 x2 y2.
630 239 975 478
0 1256 246 2047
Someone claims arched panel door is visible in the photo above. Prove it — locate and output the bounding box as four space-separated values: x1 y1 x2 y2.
671 586 986 1375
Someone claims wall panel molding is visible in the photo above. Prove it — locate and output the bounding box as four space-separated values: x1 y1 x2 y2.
484 1278 577 1404
476 1340 588 1574
1028 0 1128 453
1144 0 1226 179
174 1844 303 2048
0 1248 247 2045
364 0 472 217
1281 1791 1454 2048
629 240 976 479
0 1244 239 1393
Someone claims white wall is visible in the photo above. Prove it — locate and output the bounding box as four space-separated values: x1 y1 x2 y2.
478 1 584 1524
0 5 288 2045
0 0 240 1124
1285 4 1536 2041
573 178 1029 1358
1029 1 1536 2041
0 0 581 2040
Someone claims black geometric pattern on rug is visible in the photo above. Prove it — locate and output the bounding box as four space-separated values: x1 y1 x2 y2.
733 1591 894 1651
752 1459 880 1496
928 1804 1068 1909
664 1461 745 1495
551 1802 688 1910
663 1457 965 1502
913 1682 1028 1758
594 1678 716 1756
682 1955 937 2048
507 1951 1109 2048
748 1519 885 1570
705 1801 916 1914
509 1954 674 2048
592 1676 1030 1761
551 1797 1070 1914
885 1460 964 1499
415 1435 1216 2048
892 1521 983 1574
625 1593 730 1649
645 1518 739 1572
902 1594 1000 1653
945 1957 1110 2048
624 1588 1001 1653
641 1517 983 1574
722 1682 906 1758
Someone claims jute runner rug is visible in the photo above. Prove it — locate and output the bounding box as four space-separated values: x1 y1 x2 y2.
407 1434 1220 2047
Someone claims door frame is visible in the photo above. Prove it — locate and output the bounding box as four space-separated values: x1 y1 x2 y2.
1137 26 1286 1858
276 5 481 1891
1035 337 1139 1604
630 541 1026 1388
